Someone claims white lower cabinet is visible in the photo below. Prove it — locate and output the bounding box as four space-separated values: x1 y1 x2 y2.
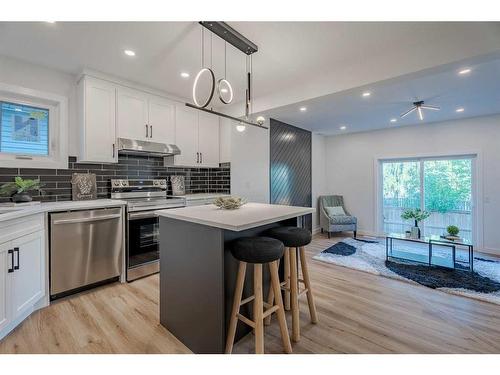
0 222 46 340
0 242 10 333
10 231 45 320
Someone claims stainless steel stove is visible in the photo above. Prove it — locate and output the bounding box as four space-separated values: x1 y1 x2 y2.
111 179 185 281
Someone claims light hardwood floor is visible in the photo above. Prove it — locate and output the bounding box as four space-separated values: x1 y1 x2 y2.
1 234 500 354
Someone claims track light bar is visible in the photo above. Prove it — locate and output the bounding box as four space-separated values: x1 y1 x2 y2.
199 22 258 55
185 103 268 129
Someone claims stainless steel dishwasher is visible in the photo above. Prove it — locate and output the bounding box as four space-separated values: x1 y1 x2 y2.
50 207 123 299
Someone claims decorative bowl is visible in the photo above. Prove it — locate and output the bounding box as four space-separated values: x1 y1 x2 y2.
213 196 246 210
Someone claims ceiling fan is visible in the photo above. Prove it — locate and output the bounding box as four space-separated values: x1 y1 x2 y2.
400 100 440 121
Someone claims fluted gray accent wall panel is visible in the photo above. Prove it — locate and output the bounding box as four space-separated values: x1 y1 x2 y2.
270 118 312 230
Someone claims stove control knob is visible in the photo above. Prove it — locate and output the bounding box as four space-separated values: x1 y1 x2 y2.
120 180 128 187
112 180 121 187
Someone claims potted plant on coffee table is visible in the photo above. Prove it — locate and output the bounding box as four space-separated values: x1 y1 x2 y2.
401 208 431 239
0 177 44 203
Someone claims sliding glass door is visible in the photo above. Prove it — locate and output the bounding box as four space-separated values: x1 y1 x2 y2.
381 156 474 241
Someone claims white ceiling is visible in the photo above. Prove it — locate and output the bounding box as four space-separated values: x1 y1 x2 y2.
257 52 500 135
1 21 500 112
1 21 500 135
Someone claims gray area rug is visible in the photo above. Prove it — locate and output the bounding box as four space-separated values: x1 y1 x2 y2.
313 238 500 305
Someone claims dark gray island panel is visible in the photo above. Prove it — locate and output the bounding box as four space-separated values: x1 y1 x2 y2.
160 217 225 353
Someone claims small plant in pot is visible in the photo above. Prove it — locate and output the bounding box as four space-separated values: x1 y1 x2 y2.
401 208 431 239
0 177 44 203
446 225 460 239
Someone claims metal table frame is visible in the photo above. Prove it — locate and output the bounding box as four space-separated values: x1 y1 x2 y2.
386 235 474 272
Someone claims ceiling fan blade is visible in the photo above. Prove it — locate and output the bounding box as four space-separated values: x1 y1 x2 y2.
421 105 440 111
400 106 417 118
418 107 424 121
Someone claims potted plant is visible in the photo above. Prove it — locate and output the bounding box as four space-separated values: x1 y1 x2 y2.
446 225 460 240
401 208 431 239
0 177 44 203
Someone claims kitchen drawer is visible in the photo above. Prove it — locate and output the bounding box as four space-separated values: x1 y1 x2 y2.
0 213 45 244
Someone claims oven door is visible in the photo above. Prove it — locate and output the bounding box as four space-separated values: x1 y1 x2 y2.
127 210 160 280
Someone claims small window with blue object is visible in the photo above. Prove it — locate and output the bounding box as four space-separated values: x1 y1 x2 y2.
0 100 49 156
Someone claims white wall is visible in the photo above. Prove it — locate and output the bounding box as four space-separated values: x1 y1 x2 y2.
312 133 327 232
324 114 500 254
0 55 78 157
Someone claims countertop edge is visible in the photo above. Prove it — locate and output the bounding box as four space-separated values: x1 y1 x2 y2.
157 206 315 232
0 199 127 223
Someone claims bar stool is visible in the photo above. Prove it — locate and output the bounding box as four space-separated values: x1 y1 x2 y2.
265 226 318 342
225 237 292 354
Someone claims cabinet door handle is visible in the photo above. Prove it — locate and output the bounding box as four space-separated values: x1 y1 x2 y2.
112 143 115 158
150 125 153 138
14 247 19 270
196 152 199 163
146 124 149 138
8 249 14 273
200 152 203 164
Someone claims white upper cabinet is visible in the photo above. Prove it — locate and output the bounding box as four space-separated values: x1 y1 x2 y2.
148 96 175 144
117 88 149 141
170 106 220 168
198 112 220 168
117 89 176 144
174 106 199 166
78 76 117 163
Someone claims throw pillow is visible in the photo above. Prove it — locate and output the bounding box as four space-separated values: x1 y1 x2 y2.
325 206 345 216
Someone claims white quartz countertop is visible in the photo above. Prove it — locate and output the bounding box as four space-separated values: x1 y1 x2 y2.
0 199 127 222
156 202 315 232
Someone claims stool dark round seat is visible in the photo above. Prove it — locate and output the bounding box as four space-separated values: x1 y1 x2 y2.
231 237 284 264
266 226 312 248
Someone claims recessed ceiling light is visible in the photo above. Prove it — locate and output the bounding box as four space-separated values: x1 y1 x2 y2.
340 125 347 130
180 72 190 78
124 49 136 57
299 107 307 112
390 118 397 123
362 92 371 97
458 68 471 75
456 107 465 113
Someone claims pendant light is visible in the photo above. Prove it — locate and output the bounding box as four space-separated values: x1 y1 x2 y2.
192 27 215 109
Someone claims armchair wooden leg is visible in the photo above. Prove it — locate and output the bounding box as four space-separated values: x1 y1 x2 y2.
327 231 331 239
354 230 357 238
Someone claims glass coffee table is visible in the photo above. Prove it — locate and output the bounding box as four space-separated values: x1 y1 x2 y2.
385 233 474 272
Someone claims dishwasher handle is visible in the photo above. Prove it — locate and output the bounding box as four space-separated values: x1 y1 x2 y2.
52 213 122 225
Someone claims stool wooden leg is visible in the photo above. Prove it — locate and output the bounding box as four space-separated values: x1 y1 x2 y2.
284 247 291 310
299 247 318 324
264 259 280 326
225 261 247 354
289 247 300 342
253 264 264 354
269 260 292 354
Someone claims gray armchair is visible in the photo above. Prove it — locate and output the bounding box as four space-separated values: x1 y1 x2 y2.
319 195 357 238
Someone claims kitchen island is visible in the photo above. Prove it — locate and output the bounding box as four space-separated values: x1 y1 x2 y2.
157 202 314 353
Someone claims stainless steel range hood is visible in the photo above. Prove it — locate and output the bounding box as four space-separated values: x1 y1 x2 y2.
117 138 181 157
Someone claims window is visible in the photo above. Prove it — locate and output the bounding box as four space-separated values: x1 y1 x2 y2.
0 101 50 156
381 156 475 242
0 82 68 169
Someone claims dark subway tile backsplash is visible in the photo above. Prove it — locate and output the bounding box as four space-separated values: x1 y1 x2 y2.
0 155 230 203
